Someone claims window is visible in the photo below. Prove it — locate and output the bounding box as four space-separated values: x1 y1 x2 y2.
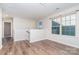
52 14 76 36
52 18 60 34
62 14 76 36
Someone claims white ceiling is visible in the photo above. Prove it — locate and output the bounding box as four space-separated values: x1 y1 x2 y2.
0 3 79 20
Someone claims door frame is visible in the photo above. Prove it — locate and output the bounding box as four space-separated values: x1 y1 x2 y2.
2 18 13 39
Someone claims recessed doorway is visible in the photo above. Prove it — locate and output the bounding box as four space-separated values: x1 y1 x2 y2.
2 18 14 46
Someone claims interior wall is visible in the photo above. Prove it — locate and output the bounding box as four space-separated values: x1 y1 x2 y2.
0 8 2 49
30 29 46 42
29 19 46 43
13 17 36 41
41 5 79 48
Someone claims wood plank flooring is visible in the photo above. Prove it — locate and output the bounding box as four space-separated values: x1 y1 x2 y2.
0 39 79 55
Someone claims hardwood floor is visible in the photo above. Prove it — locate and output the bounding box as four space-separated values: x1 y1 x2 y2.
0 39 79 55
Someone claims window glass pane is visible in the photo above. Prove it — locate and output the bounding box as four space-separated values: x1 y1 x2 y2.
53 19 56 22
65 21 71 26
62 14 75 36
62 17 66 20
52 21 60 27
71 20 75 25
66 16 70 21
62 17 66 26
62 21 65 26
52 27 60 34
71 14 76 20
52 18 60 34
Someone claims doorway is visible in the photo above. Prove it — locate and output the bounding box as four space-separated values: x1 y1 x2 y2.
4 22 11 38
2 18 13 46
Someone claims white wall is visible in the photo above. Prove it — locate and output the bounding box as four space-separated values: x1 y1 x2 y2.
41 5 79 48
0 8 2 49
30 29 46 42
13 17 36 41
29 19 46 43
